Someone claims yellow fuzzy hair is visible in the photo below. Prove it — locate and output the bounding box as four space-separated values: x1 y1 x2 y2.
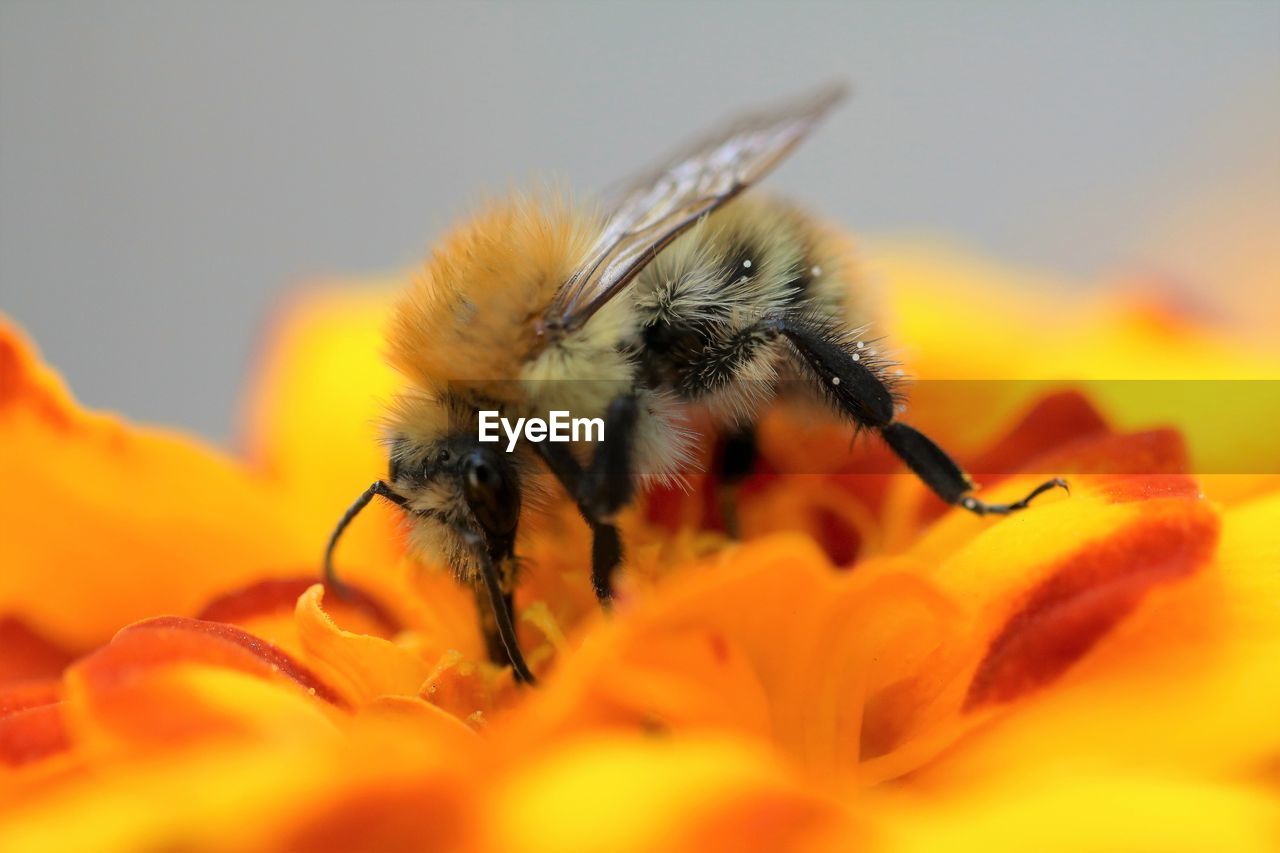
386 194 599 393
380 388 459 453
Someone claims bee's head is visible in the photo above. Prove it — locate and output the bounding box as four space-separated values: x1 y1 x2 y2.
387 432 522 569
324 398 524 592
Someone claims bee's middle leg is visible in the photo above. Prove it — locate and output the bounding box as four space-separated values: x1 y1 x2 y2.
536 394 639 605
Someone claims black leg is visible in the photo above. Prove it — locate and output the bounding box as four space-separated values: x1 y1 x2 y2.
465 533 535 685
770 315 896 428
881 422 1068 514
774 316 1068 516
590 522 623 603
579 394 640 517
717 425 758 538
538 441 624 605
472 585 518 667
535 394 641 606
964 477 1070 515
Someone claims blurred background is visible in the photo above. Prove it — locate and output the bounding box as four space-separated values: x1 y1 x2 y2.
2 0 1276 444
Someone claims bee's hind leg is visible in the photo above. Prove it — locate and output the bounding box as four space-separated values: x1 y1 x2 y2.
716 425 757 538
535 394 640 606
771 315 1068 516
879 422 1069 515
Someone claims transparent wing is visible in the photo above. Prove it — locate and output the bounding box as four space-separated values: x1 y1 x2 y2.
541 82 848 336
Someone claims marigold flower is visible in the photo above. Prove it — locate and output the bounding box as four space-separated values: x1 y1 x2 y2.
0 245 1277 852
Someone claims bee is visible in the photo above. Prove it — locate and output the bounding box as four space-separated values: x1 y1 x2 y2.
324 84 1067 684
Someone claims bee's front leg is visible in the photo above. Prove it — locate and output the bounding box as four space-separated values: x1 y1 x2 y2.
472 584 517 669
462 531 536 685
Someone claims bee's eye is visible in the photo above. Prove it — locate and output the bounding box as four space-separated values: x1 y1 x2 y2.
462 448 520 538
435 448 452 466
467 458 499 491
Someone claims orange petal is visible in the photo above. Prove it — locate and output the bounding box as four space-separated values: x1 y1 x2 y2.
0 619 74 687
858 469 1221 779
418 649 518 726
195 576 400 661
0 318 320 651
901 488 1280 788
293 585 436 706
738 476 881 566
964 495 1218 709
199 578 399 637
0 681 67 768
502 534 957 780
64 616 346 753
0 709 477 853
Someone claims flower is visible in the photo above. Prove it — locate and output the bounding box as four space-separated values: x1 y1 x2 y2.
1 243 1277 852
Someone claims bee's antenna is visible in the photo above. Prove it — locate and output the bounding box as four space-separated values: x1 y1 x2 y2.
323 481 406 598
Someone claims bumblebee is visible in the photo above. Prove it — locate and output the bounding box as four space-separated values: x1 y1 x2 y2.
325 85 1066 683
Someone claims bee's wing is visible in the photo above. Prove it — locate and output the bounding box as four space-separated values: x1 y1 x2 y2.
542 83 848 335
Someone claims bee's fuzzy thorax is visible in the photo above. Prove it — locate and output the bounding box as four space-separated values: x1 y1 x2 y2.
387 193 600 396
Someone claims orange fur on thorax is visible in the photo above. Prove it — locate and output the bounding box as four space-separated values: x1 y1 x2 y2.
386 195 598 395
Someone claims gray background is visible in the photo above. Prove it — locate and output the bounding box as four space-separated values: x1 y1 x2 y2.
2 0 1277 445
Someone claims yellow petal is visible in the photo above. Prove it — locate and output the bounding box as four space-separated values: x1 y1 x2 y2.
876 770 1280 853
485 734 860 853
238 284 406 580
